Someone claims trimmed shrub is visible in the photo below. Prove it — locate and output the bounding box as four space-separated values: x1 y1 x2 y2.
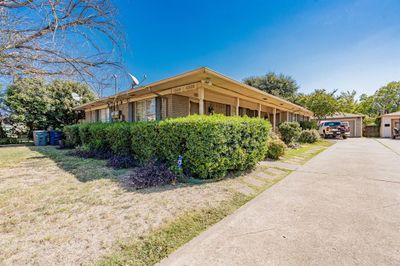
87 123 110 151
131 121 159 163
78 123 91 146
158 115 271 179
63 124 80 147
266 134 286 160
279 121 301 144
299 129 320 143
107 122 132 156
299 120 318 130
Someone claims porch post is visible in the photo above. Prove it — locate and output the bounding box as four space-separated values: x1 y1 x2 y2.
287 111 290 122
273 108 277 131
198 86 204 115
258 103 261 118
236 97 240 116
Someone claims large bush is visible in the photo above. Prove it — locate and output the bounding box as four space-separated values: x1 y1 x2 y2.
299 129 320 143
131 122 159 163
278 121 301 144
266 133 286 160
158 115 271 179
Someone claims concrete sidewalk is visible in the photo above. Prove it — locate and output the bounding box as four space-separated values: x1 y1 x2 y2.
160 138 400 266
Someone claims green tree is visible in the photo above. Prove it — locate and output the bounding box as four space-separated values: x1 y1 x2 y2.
336 90 358 113
303 89 337 120
356 93 375 116
243 72 299 101
371 81 400 114
5 78 96 136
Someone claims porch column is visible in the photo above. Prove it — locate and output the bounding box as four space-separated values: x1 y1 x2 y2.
287 111 290 122
198 86 204 115
236 97 240 116
273 108 277 131
258 103 261 118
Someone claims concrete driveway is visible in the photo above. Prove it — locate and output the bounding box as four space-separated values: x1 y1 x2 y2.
160 138 400 266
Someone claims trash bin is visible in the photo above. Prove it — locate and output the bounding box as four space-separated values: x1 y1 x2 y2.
49 130 62 145
33 130 48 146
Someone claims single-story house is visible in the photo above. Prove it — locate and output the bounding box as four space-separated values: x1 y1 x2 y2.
74 67 313 131
380 111 400 138
320 113 364 137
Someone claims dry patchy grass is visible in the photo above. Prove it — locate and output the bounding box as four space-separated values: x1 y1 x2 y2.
0 146 286 265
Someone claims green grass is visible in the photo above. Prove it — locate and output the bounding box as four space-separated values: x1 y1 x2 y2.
31 146 129 182
282 140 333 164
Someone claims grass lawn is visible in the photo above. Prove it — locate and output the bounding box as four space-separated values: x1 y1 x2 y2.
281 140 334 164
0 141 333 265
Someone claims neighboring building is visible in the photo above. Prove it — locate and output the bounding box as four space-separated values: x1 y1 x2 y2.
380 111 400 138
74 67 313 131
320 113 364 137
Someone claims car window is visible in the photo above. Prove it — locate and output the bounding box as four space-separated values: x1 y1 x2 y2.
325 122 341 126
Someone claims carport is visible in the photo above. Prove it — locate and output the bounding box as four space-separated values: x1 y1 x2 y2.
320 113 364 137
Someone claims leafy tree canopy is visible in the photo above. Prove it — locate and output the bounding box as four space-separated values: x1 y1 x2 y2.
371 81 400 114
5 78 96 135
336 90 358 114
243 72 299 101
302 89 337 119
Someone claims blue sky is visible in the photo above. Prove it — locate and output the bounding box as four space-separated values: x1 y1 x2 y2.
113 0 400 97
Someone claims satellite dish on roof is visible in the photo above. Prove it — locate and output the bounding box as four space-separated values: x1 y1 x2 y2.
128 73 147 88
128 73 140 87
71 92 81 101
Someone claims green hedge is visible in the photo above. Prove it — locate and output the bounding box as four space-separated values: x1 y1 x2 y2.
63 115 271 179
131 122 159 162
107 123 132 156
158 115 271 179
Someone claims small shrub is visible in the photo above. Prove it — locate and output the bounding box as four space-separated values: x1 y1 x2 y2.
266 134 286 160
299 129 320 143
279 121 301 144
107 155 137 169
131 121 159 163
124 162 176 189
299 120 318 130
63 125 80 147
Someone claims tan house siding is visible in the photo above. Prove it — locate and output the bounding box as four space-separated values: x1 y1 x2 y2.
118 103 129 122
85 111 92 122
168 95 190 118
204 100 229 115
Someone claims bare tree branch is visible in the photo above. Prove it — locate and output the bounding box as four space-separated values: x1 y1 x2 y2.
0 0 126 93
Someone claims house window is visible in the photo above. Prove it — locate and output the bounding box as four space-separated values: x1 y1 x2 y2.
135 98 156 121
